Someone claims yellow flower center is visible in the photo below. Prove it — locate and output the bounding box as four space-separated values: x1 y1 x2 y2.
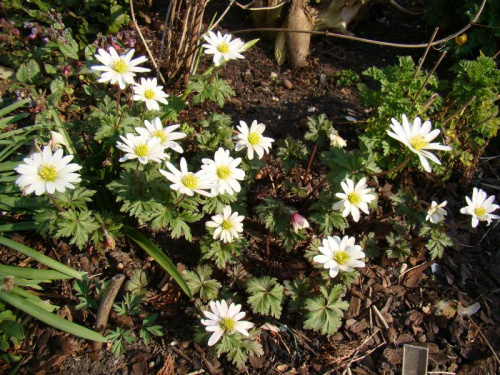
347 192 361 205
219 317 235 331
217 42 230 54
222 220 233 230
181 173 198 189
38 165 57 182
216 166 231 180
144 89 155 99
248 132 261 146
474 207 486 217
333 250 350 265
134 144 149 157
113 58 128 73
152 130 166 143
410 135 429 151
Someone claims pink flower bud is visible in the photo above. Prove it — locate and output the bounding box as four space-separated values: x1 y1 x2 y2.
290 212 309 233
104 233 116 250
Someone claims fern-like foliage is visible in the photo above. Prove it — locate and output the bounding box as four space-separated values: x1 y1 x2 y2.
246 276 284 318
303 284 348 335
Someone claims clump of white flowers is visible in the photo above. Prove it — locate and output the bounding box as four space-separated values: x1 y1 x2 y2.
201 300 254 346
160 157 215 197
91 46 150 89
15 146 81 196
202 31 245 66
426 201 448 224
387 115 452 173
333 177 376 222
116 134 167 164
234 120 274 160
135 118 186 153
201 148 245 196
132 77 169 111
460 188 499 227
313 236 366 278
206 205 244 243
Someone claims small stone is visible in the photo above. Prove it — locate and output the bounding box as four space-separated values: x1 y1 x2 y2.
261 80 271 87
277 364 288 371
270 72 278 79
283 79 293 89
307 106 316 113
319 74 326 84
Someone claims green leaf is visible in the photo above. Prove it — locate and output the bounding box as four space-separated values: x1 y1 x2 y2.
59 43 79 60
303 285 348 336
16 60 40 83
122 226 192 298
0 320 24 340
183 265 221 302
246 276 284 318
0 291 107 342
0 235 85 279
0 264 72 280
56 210 100 250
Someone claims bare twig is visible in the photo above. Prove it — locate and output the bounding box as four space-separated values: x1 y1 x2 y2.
369 154 412 178
389 0 422 16
235 0 288 11
468 317 500 365
91 274 125 354
414 27 439 79
232 0 487 49
130 0 166 84
442 96 477 125
303 144 317 184
372 305 390 330
411 51 447 108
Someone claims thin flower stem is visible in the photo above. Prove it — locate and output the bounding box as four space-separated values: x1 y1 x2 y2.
369 155 413 178
173 193 186 206
413 27 439 79
115 88 122 118
49 194 65 213
303 144 318 184
135 160 143 196
411 51 447 108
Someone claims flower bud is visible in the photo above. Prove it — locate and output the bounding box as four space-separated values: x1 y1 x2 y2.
104 233 116 250
49 131 66 150
290 212 309 233
329 130 347 148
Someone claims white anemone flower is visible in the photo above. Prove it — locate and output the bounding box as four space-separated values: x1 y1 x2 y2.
116 134 167 164
333 177 376 222
91 47 150 89
206 205 244 243
160 157 214 197
460 188 499 228
313 236 366 278
135 117 186 153
132 77 169 111
387 115 452 173
202 31 245 66
201 148 245 196
234 120 274 160
329 130 347 148
15 146 81 196
201 300 254 346
426 201 448 224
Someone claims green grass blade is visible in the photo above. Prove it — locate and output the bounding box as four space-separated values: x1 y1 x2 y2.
122 225 192 298
0 264 73 280
10 286 58 311
0 221 37 232
0 236 86 280
0 291 107 342
0 195 39 210
0 98 30 118
5 277 43 289
49 106 79 162
0 113 30 127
